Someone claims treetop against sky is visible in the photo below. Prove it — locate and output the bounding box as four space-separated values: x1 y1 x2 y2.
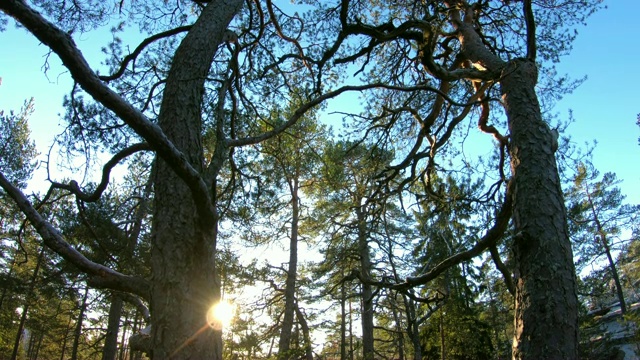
0 0 638 358
0 0 637 203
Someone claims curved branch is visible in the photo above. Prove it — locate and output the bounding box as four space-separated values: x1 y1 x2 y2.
476 83 508 145
0 171 151 300
490 244 515 296
398 180 513 290
341 181 513 294
0 0 217 226
227 82 491 148
117 292 151 322
265 0 312 75
100 25 192 82
49 142 151 202
445 1 506 73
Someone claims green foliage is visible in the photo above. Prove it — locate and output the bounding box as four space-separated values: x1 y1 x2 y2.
566 162 638 265
421 308 494 360
0 98 38 189
0 0 610 358
565 160 640 307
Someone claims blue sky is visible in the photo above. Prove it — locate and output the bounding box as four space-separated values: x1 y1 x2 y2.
554 0 640 202
0 0 638 203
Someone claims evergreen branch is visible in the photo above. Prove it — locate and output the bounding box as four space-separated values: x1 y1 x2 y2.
0 171 151 300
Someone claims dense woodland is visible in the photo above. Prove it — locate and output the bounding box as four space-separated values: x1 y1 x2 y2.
1 0 639 359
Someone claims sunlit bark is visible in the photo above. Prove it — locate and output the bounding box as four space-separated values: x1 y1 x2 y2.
149 0 242 358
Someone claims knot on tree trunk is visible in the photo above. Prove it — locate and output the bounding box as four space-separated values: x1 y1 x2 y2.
502 58 538 84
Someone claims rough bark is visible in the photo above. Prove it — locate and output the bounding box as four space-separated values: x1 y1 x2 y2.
148 0 242 359
501 59 578 359
440 5 579 357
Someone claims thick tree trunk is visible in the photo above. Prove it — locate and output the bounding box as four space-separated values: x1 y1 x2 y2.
502 59 578 359
149 0 242 359
356 205 375 360
278 180 300 359
446 6 579 357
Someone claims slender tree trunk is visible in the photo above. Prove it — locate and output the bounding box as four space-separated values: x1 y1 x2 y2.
502 59 578 359
439 311 445 360
588 195 627 313
294 303 314 360
149 1 241 359
120 312 130 360
102 294 123 360
278 179 300 359
59 316 73 360
356 205 374 360
11 295 28 360
600 234 627 313
406 301 422 360
391 299 405 360
340 281 347 360
32 332 43 360
402 293 423 360
71 286 90 360
11 246 45 360
349 297 354 360
26 331 35 360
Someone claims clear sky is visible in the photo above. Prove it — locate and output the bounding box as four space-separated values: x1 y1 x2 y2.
553 0 640 202
0 0 638 203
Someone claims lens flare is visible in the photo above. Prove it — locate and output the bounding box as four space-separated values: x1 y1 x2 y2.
207 300 235 330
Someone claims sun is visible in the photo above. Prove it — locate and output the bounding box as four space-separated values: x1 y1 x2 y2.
207 300 235 330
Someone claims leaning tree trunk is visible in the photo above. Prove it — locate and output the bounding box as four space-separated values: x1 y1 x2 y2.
590 200 627 313
149 0 242 359
446 5 579 356
501 59 578 359
600 234 627 313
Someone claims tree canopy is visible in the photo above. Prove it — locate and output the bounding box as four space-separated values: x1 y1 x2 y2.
1 1 627 360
